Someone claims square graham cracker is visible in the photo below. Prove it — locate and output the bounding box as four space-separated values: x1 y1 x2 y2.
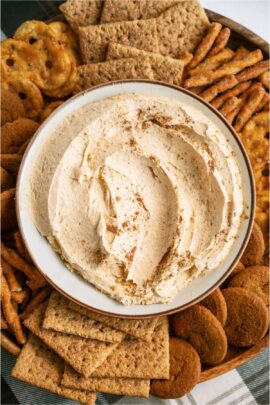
60 0 103 33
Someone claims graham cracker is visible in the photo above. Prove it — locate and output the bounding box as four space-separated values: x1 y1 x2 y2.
43 291 125 343
106 42 184 85
62 364 150 397
24 302 119 377
11 334 96 405
75 58 154 93
100 0 180 23
157 1 210 57
89 317 170 379
60 0 103 33
69 300 160 341
78 18 159 63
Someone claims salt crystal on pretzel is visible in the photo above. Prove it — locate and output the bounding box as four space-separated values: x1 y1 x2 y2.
188 23 222 69
234 84 265 132
184 49 263 88
1 331 21 356
200 74 238 102
211 81 251 109
236 59 269 83
1 268 26 344
188 48 234 76
208 27 231 56
219 97 242 118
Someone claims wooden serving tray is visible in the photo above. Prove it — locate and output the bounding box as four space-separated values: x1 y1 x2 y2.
37 8 270 384
199 9 269 382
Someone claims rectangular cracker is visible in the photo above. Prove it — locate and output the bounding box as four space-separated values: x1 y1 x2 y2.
89 317 170 379
157 1 210 57
60 0 103 33
79 18 159 63
75 58 154 93
69 300 160 341
12 334 96 405
106 42 184 85
100 0 180 23
62 364 150 397
24 302 119 377
43 291 125 343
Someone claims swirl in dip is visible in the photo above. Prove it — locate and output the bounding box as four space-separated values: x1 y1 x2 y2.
29 93 244 305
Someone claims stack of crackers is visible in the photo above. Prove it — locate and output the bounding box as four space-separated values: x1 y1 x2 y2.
1 0 269 402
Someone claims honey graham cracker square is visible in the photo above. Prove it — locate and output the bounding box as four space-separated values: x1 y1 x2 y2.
62 364 150 397
78 18 159 63
60 0 103 33
75 58 154 93
69 300 160 341
43 291 125 343
24 302 120 377
12 334 96 405
106 42 184 85
157 1 210 57
100 0 180 23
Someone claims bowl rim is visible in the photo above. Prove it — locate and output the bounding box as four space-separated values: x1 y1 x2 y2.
16 79 256 318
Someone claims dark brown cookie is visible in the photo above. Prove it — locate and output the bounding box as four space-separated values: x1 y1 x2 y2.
241 222 265 266
1 188 17 231
150 337 201 399
172 304 227 365
1 167 15 191
228 266 269 306
200 288 227 326
223 287 269 347
1 88 26 126
1 118 39 154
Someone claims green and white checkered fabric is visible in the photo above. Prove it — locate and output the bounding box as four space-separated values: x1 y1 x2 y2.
1 1 269 404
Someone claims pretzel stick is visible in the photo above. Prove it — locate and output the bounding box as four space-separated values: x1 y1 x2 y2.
188 48 234 76
232 46 249 61
258 70 270 89
14 231 32 263
11 290 29 304
1 259 22 292
211 81 251 109
1 269 26 344
180 51 193 66
234 85 265 132
226 95 249 125
219 97 242 117
263 102 269 111
189 23 222 69
20 285 51 321
1 331 21 357
26 275 47 291
254 92 269 113
236 60 269 82
1 313 8 329
200 75 238 102
208 27 231 56
184 49 263 88
20 288 31 312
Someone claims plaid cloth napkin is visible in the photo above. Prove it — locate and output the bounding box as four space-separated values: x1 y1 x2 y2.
1 1 269 404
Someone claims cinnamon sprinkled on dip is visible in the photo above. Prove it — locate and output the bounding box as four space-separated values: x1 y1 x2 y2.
28 94 244 305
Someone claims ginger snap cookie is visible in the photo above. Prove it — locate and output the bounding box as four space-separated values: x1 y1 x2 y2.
150 337 201 399
172 304 227 365
228 266 269 306
200 288 227 326
1 118 39 154
223 287 269 347
1 89 25 126
241 222 265 266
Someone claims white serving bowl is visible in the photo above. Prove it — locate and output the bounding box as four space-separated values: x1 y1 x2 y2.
16 80 255 318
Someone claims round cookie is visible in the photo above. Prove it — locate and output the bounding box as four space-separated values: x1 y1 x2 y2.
1 118 39 153
223 287 269 347
228 266 269 306
150 337 201 399
1 88 25 126
200 288 227 326
0 167 15 191
172 304 227 365
241 222 265 266
1 188 17 231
